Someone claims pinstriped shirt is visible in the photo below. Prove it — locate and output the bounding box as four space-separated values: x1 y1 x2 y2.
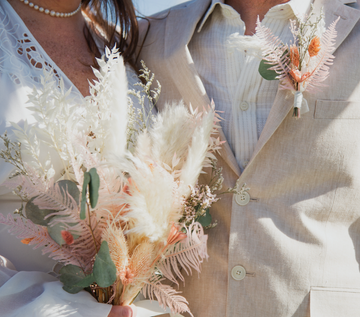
188 0 312 170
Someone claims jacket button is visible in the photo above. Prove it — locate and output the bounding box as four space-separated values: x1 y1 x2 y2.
235 191 250 206
231 265 246 281
240 101 249 111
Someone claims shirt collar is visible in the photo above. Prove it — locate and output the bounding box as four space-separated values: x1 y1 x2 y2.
197 0 225 32
197 0 313 33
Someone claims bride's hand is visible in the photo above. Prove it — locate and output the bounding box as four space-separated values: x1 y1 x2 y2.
108 305 137 317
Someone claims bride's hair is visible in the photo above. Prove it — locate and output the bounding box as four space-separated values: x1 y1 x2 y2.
81 0 138 65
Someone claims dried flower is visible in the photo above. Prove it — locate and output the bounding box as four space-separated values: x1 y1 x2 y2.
0 48 221 317
167 224 187 245
308 36 321 57
21 237 34 245
257 7 340 118
61 230 74 245
290 45 300 68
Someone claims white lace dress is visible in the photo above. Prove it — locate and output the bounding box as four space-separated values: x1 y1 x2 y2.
0 1 149 316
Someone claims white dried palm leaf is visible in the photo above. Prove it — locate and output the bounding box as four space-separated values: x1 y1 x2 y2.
148 102 197 169
113 155 183 243
179 107 215 198
84 47 128 160
134 131 152 161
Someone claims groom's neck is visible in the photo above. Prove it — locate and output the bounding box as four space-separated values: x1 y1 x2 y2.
225 0 290 35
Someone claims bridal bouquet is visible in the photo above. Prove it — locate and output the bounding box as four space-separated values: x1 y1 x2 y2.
0 48 223 316
257 6 339 118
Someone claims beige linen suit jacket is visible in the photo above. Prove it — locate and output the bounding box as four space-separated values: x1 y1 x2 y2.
138 0 360 316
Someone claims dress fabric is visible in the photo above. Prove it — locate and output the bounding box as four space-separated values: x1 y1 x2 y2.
0 0 147 316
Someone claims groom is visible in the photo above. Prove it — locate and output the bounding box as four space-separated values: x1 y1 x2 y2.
138 0 360 316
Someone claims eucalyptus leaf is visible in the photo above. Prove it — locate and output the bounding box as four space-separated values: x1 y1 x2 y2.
258 59 278 81
48 222 67 245
60 265 92 294
25 197 55 226
80 172 91 220
58 180 80 206
197 208 212 228
62 284 85 294
48 216 79 246
60 265 85 282
93 241 117 287
73 273 95 288
88 168 100 209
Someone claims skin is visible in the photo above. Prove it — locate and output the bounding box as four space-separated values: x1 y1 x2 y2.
225 0 291 35
7 1 133 315
8 0 96 97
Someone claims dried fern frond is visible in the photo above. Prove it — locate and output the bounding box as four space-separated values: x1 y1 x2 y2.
305 17 339 92
0 213 86 268
142 277 192 316
256 19 294 90
157 222 208 285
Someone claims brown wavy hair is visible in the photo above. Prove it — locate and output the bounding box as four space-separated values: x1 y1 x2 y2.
81 0 139 65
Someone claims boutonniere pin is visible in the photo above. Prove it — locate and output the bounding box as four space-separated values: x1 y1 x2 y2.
257 6 340 118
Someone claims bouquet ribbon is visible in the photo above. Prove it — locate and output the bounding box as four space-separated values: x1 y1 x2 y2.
293 91 309 115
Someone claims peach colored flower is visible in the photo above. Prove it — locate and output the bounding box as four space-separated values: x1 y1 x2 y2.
61 230 74 245
290 45 300 68
167 223 187 245
21 237 34 245
290 69 302 82
308 36 321 57
290 70 311 83
300 72 311 82
120 267 135 285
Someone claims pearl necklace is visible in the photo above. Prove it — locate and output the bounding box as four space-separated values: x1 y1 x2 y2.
19 0 81 18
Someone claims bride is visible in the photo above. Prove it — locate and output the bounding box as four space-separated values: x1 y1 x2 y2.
0 0 144 316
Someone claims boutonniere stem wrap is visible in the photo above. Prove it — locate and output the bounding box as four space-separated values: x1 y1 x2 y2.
257 6 340 118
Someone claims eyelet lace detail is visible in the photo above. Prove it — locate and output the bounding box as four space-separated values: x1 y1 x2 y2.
0 5 61 87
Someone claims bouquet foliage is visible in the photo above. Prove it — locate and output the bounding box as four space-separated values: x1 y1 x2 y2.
0 47 223 315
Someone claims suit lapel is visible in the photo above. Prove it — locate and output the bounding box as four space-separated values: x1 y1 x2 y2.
162 0 359 179
243 0 360 174
314 0 360 52
164 0 241 177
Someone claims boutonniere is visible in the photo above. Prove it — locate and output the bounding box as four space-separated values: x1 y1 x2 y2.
257 6 340 118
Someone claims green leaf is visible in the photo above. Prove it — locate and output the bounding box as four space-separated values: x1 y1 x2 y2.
80 172 91 220
74 273 95 288
57 180 80 206
258 59 278 81
88 168 100 209
48 222 67 245
25 197 54 226
93 241 117 287
60 265 95 294
62 284 85 294
197 208 212 228
47 220 79 246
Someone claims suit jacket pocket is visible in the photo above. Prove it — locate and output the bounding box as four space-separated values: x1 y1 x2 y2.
310 287 360 317
314 100 360 119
